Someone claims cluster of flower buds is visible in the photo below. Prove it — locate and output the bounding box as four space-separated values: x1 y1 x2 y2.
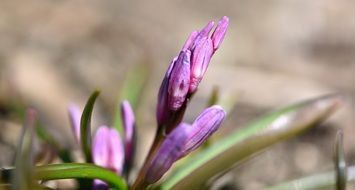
156 16 229 129
146 105 226 184
68 100 136 190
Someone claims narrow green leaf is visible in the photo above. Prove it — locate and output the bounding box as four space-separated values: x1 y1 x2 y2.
12 108 37 190
157 94 342 190
265 165 355 190
113 64 150 133
2 163 128 190
36 163 128 190
80 90 100 163
335 129 347 190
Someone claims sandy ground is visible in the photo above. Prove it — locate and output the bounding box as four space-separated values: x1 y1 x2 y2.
1 0 355 189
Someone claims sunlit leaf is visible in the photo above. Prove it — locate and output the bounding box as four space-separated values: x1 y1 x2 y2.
80 90 100 163
157 94 342 190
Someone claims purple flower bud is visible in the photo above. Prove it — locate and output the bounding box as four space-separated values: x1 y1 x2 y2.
146 105 226 184
211 16 229 51
168 50 191 111
156 58 176 126
120 100 136 175
184 105 226 153
92 126 124 175
156 16 229 126
146 123 190 184
68 104 81 143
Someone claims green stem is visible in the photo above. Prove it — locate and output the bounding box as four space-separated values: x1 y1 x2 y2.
132 128 164 190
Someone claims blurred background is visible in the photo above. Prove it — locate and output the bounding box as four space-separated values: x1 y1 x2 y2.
1 0 355 189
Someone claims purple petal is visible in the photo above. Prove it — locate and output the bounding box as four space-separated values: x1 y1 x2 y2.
108 128 124 174
121 100 135 145
200 21 215 37
68 104 81 143
211 16 229 51
92 126 124 175
182 31 198 51
146 123 191 183
192 21 215 49
120 100 136 175
189 38 213 93
168 50 191 111
156 58 176 126
92 126 110 168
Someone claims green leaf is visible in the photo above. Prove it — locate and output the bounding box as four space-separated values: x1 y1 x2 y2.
157 94 342 190
80 90 100 163
2 163 128 190
113 64 150 134
334 129 347 190
35 163 128 190
265 165 355 190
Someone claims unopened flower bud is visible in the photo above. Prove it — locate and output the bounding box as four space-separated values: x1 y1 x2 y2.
155 16 229 129
146 123 190 183
146 105 226 183
92 126 124 175
185 105 226 153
